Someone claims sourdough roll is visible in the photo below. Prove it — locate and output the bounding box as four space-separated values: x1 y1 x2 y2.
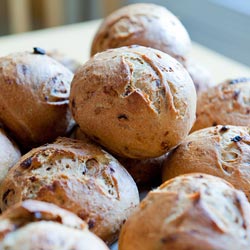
119 173 250 250
0 49 74 150
162 125 250 200
192 77 250 132
91 3 191 61
0 128 20 183
0 200 109 250
0 137 139 244
70 46 196 158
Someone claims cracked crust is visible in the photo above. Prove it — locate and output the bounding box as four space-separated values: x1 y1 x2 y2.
192 78 250 132
0 200 109 250
0 137 139 244
70 46 196 158
91 3 191 61
0 51 74 150
162 125 250 200
119 173 250 250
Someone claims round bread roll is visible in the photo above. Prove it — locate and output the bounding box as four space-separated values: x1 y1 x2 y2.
72 125 165 188
192 77 250 132
0 49 74 150
183 58 214 93
47 49 81 73
70 46 196 158
91 3 191 61
162 125 250 199
0 137 139 244
119 173 250 250
0 128 20 184
0 200 109 250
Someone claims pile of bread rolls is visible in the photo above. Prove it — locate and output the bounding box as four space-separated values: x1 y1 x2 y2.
0 3 249 250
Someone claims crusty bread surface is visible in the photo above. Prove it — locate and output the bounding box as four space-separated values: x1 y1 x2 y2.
70 45 196 158
119 173 250 250
0 137 139 244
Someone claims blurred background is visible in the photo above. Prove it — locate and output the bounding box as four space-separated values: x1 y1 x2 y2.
0 0 250 65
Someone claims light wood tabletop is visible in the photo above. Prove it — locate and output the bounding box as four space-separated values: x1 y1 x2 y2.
0 19 249 83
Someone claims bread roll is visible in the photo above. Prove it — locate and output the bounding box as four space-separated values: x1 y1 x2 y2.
47 49 81 73
162 125 250 199
0 200 109 250
0 128 20 184
192 77 250 132
119 173 250 250
91 3 191 62
0 49 74 150
0 137 139 244
70 46 196 158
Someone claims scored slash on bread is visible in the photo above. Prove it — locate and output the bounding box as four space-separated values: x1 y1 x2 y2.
70 45 196 158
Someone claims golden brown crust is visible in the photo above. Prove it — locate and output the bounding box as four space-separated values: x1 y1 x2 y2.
0 200 109 250
0 137 139 244
70 46 196 158
0 128 20 184
162 125 250 200
0 51 74 150
119 173 250 250
192 78 250 132
91 3 191 61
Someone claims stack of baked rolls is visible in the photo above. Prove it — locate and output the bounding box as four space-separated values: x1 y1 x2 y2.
0 2 249 250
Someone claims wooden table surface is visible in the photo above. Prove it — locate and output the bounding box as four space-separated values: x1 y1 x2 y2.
0 19 250 83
